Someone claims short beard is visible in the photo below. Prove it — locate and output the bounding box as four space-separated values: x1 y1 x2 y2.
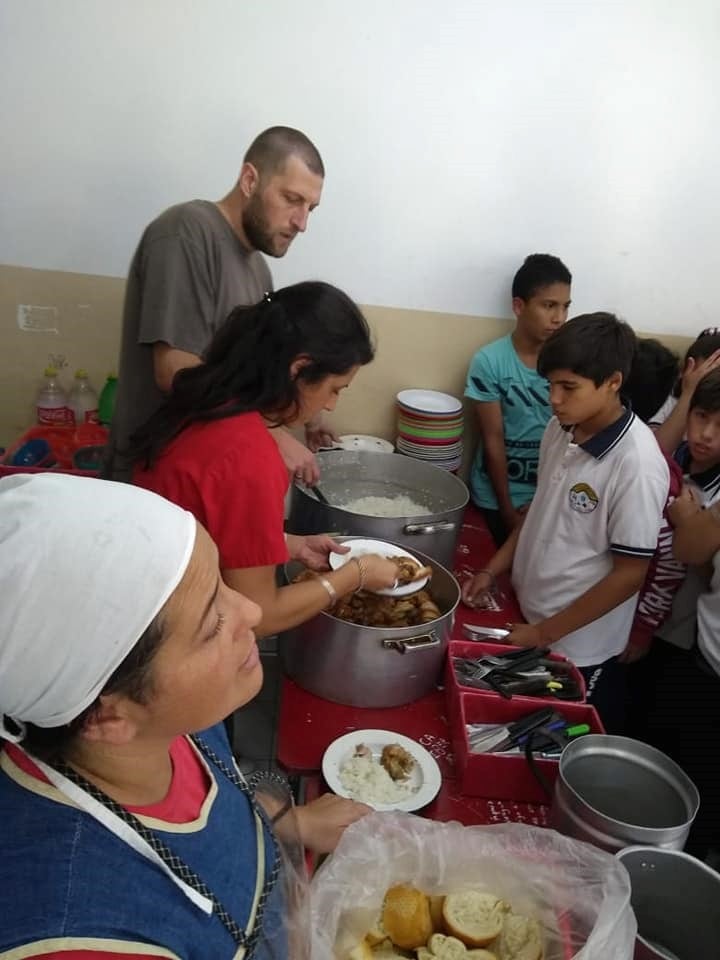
242 194 280 257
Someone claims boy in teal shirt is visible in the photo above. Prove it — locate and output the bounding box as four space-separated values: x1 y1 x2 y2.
465 253 572 544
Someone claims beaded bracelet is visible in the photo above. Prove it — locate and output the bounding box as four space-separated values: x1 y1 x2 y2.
351 556 368 592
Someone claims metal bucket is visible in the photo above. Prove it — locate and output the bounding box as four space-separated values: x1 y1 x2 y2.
280 540 459 708
617 846 720 959
550 735 700 853
287 451 468 570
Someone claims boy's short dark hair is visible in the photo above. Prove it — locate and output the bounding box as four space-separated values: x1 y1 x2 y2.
624 338 679 423
690 369 720 414
511 254 572 301
538 312 637 386
685 331 720 365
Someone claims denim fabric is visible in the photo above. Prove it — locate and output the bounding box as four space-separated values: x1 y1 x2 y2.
0 724 286 958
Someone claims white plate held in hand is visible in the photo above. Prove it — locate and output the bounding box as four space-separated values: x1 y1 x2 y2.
328 538 430 596
318 435 394 454
322 729 442 812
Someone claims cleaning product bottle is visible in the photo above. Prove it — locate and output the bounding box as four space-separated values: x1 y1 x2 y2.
67 370 99 426
98 373 118 426
36 367 71 425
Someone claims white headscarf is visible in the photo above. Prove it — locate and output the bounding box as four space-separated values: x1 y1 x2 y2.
0 473 196 740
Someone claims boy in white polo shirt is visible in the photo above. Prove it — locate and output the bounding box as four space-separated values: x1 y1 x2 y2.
653 369 720 653
463 313 669 730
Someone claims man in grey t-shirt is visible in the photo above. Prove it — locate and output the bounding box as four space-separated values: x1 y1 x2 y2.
107 126 328 481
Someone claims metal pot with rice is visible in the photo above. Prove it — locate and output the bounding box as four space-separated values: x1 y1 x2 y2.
287 451 468 570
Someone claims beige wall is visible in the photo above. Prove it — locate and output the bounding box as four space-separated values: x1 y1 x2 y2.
0 263 694 458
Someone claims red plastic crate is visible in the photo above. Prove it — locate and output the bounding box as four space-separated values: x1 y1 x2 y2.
451 690 604 804
445 639 586 726
1 424 107 475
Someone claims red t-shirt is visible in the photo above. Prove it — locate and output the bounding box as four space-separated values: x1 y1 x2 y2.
134 412 290 570
3 737 211 959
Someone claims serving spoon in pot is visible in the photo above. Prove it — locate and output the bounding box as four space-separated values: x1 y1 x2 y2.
309 485 331 505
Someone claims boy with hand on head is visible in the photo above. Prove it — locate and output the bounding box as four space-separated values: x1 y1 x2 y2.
462 314 669 731
652 328 720 455
464 254 572 546
653 369 720 652
638 371 720 863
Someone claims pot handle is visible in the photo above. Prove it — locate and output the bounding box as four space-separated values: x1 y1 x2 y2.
403 521 456 535
381 633 440 654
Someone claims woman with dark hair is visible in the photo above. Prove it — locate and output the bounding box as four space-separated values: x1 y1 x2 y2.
0 474 369 958
130 281 397 635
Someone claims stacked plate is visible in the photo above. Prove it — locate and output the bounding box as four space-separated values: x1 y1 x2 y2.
396 389 464 471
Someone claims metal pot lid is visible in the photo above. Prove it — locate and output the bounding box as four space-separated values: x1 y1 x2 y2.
559 734 700 830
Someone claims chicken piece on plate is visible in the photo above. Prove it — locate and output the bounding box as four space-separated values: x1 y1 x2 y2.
380 743 415 781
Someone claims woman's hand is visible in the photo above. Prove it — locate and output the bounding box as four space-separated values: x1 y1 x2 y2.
288 534 349 572
359 554 403 592
272 427 320 485
294 793 371 855
461 570 495 608
305 416 340 452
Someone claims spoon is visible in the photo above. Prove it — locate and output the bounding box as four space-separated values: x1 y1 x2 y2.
309 485 330 505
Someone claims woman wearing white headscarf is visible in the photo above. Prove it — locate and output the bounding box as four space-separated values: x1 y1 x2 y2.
0 473 368 960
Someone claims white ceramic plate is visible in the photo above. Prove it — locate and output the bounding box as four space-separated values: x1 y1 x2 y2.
328 537 429 597
338 434 394 454
397 389 462 415
322 729 442 812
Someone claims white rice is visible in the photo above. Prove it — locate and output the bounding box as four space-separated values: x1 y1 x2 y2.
338 755 417 805
340 495 428 517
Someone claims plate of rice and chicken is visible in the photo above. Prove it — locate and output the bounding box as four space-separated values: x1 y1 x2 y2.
322 729 442 812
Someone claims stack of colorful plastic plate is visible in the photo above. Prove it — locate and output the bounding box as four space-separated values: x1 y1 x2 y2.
396 389 464 471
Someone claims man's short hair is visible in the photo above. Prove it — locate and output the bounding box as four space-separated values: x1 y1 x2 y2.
538 312 637 386
511 254 572 301
624 338 679 423
690 369 720 414
244 126 324 179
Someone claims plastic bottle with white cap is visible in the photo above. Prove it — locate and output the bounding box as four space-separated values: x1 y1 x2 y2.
36 366 71 425
67 370 99 426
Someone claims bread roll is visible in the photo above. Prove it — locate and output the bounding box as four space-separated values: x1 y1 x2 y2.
373 941 412 959
495 913 543 960
346 939 373 960
442 892 508 947
381 884 433 950
424 932 498 959
365 916 387 947
428 895 445 932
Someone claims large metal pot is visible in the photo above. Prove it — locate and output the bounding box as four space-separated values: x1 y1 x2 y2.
287 451 468 570
550 735 700 853
280 540 459 707
617 846 720 959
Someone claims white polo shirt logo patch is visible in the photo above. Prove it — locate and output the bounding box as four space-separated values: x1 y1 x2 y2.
569 482 599 513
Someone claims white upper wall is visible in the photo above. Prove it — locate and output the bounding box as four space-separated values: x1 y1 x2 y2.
1 0 718 334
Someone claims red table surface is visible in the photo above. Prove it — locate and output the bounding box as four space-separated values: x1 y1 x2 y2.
277 505 551 827
277 679 549 827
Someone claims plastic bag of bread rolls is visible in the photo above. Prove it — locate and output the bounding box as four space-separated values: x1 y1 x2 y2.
310 813 636 959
